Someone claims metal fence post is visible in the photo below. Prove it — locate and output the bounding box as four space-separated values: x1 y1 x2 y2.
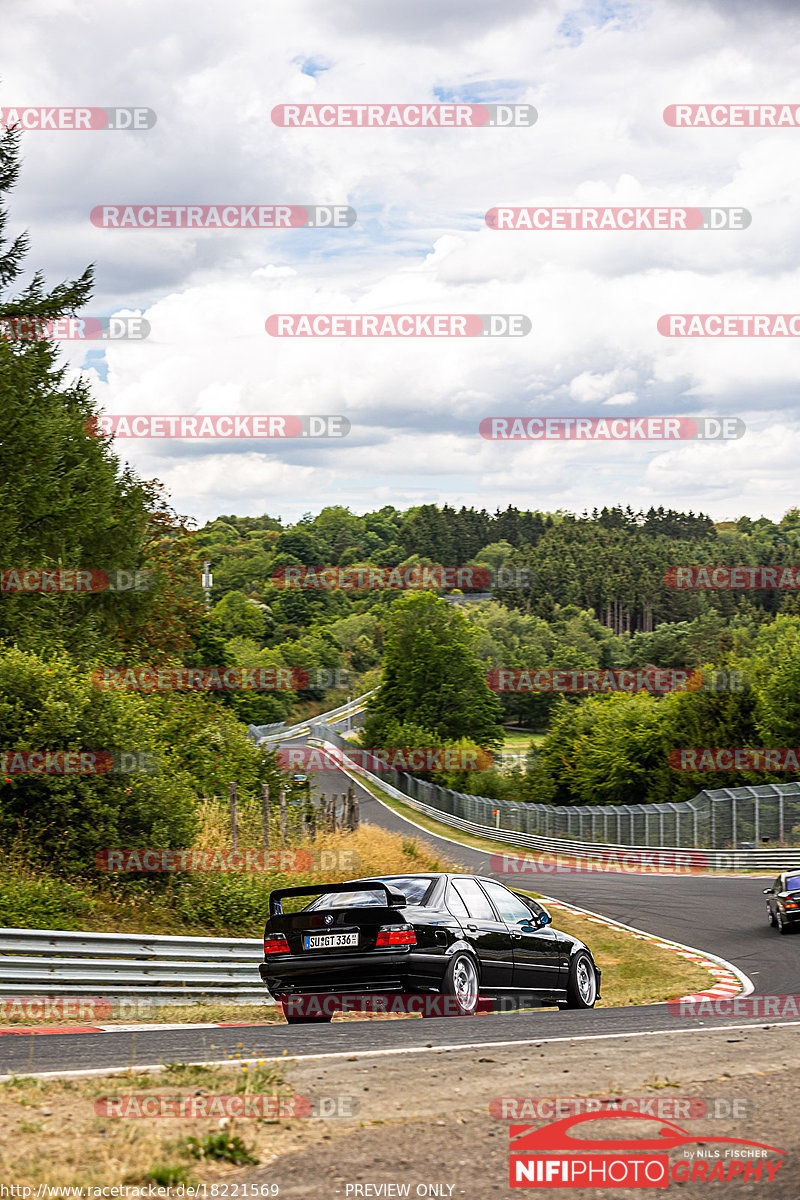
280 788 287 845
755 794 760 846
780 790 785 845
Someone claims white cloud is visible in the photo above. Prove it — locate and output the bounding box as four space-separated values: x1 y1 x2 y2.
4 0 800 524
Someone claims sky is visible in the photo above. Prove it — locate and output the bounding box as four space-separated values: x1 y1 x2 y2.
3 0 800 527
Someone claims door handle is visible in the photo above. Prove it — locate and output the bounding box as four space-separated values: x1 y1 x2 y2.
466 923 478 932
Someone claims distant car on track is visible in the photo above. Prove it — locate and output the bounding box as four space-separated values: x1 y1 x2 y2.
763 870 800 933
259 872 601 1023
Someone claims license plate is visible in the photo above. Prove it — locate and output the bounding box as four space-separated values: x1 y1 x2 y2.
303 931 359 950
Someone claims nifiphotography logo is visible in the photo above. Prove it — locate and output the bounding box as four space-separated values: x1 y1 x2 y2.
508 1111 785 1188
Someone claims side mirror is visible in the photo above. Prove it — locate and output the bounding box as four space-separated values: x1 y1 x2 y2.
520 912 551 930
762 888 773 895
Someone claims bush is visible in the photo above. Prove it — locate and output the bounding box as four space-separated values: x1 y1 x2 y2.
0 648 197 872
0 872 95 927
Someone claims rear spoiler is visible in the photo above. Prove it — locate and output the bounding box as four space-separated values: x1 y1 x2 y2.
269 879 408 917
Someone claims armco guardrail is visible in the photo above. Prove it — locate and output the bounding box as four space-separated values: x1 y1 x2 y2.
249 689 375 745
307 727 800 870
0 928 268 1003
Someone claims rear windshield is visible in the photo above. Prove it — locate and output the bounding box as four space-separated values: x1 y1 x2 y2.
304 876 433 910
786 874 800 892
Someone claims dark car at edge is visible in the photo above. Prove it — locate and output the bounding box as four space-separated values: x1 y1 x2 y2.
763 869 800 933
259 872 601 1022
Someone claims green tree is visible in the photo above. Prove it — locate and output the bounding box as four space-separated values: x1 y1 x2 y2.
362 592 503 748
0 128 158 656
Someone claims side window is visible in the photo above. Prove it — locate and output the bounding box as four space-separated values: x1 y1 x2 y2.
451 878 495 921
481 881 537 924
446 884 470 921
774 876 783 893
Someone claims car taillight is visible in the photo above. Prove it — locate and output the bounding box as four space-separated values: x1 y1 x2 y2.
264 933 290 955
375 924 416 947
785 901 798 909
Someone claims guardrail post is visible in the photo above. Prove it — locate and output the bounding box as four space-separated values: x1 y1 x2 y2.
350 785 359 830
229 782 239 852
329 795 337 833
261 783 270 849
280 788 287 846
779 791 785 845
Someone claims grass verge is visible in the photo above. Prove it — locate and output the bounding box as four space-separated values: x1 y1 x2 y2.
0 1058 302 1188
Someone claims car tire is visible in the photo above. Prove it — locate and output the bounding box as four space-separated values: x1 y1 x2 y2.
279 997 334 1024
432 951 480 1016
563 951 598 1009
768 905 776 927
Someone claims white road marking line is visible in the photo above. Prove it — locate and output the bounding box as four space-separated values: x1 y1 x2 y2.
4 1018 800 1082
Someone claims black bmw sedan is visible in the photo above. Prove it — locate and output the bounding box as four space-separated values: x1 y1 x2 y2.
763 869 800 933
259 872 601 1023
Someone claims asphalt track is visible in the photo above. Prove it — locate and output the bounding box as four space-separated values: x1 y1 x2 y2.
2 742 799 1078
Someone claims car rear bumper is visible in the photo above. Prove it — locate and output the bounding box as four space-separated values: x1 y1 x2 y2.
259 950 433 996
